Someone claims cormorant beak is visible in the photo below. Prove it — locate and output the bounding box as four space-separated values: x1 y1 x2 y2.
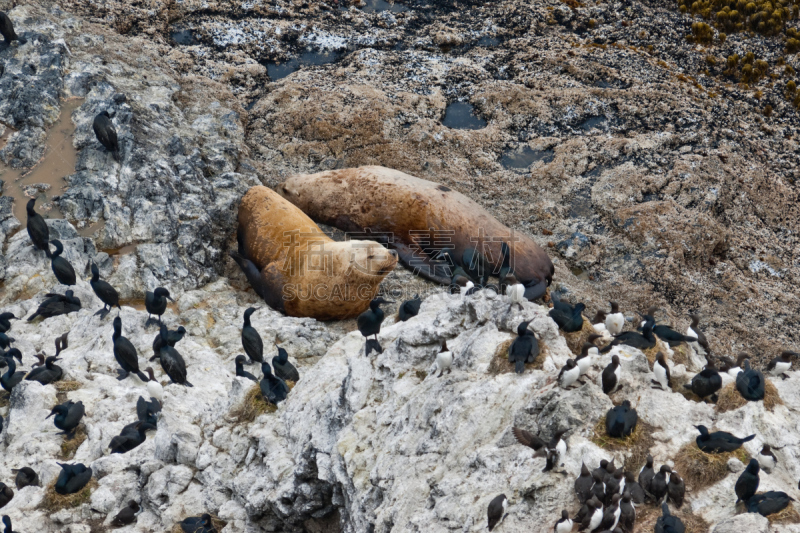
46 411 55 419
167 296 175 302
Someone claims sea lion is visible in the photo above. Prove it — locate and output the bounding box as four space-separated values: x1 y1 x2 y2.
232 185 398 320
278 166 554 298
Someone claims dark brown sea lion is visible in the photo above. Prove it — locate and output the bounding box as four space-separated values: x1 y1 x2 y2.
278 166 554 299
231 185 398 320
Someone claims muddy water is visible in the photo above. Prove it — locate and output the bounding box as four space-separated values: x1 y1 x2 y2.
0 99 92 238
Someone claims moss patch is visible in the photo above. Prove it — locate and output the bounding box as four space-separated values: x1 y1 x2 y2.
170 515 226 533
59 425 87 460
768 503 800 524
633 503 709 533
40 478 97 512
229 384 276 423
672 441 749 490
54 380 82 403
716 380 783 413
560 319 596 356
590 419 657 472
488 337 549 375
0 393 9 408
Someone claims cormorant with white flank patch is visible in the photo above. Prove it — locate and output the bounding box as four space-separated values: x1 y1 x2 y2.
240 307 262 364
758 444 778 473
687 314 710 356
260 362 289 405
180 513 217 533
736 459 760 503
487 494 508 531
272 346 299 382
90 264 120 318
600 493 621 530
555 509 573 533
650 465 671 503
601 355 621 394
0 11 19 43
109 422 156 454
558 359 580 388
720 352 749 377
736 359 765 401
747 491 795 517
157 325 192 387
549 299 586 332
667 473 685 507
575 463 594 503
12 467 39 489
398 294 422 321
49 240 76 286
0 484 11 508
509 320 539 374
0 313 15 334
110 500 140 528
25 355 63 385
25 199 50 257
27 290 81 321
695 425 755 453
624 472 647 504
619 491 635 532
1 356 24 393
358 297 393 356
605 302 625 336
145 367 163 403
234 355 258 381
605 400 637 438
55 463 92 494
47 400 84 437
432 341 453 377
683 359 722 401
113 317 149 382
766 350 798 379
579 498 603 531
600 315 656 353
652 352 671 390
93 111 120 160
655 502 684 533
144 287 174 326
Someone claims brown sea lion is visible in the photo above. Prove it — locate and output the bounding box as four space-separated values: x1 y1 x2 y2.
230 185 398 320
278 166 554 299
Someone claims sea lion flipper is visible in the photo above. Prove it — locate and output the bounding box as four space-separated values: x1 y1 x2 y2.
523 279 548 301
392 242 451 285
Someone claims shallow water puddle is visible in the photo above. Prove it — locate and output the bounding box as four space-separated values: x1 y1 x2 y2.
171 29 199 45
500 145 555 170
0 99 81 230
442 102 487 130
264 49 348 81
361 0 409 12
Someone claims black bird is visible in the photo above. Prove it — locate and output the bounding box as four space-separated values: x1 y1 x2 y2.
487 494 508 532
508 320 539 374
144 287 174 326
49 240 76 286
605 400 637 438
624 471 647 504
0 415 2 434
602 355 621 394
736 359 765 401
600 315 656 353
554 509 573 533
90 263 120 318
180 513 217 533
93 111 120 160
720 352 749 375
688 314 711 355
654 502 685 533
157 325 192 386
272 346 299 382
0 484 11 509
112 317 149 382
736 459 760 503
579 497 603 531
234 355 258 381
0 313 16 334
589 470 606 503
357 297 393 356
151 326 186 359
594 459 609 482
575 463 594 504
241 307 263 364
398 294 422 321
27 290 81 321
12 467 40 489
0 333 12 351
54 463 92 495
260 362 289 405
619 491 635 532
47 400 85 437
136 395 161 426
110 500 140 527
766 350 798 380
600 493 621 530
109 422 156 454
652 324 697 347
25 198 50 257
683 360 722 401
757 444 778 473
1 515 16 533
511 427 568 472
0 11 19 43
746 491 794 517
650 465 672 503
549 299 586 332
25 355 63 385
695 425 755 453
2 348 21 364
667 472 685 507
1 356 25 393
605 470 624 505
